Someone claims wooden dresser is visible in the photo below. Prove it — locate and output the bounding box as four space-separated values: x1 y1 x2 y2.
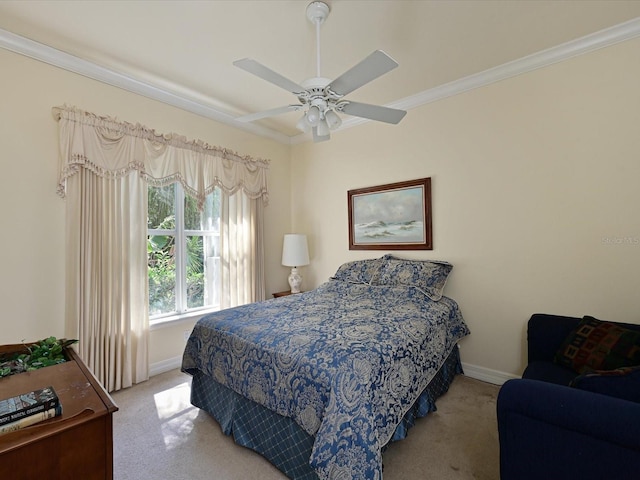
0 345 118 479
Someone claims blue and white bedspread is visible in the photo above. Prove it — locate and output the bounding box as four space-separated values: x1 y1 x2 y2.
182 279 469 480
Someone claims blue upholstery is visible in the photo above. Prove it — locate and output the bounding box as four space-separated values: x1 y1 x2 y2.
497 313 640 480
573 366 640 403
522 360 576 386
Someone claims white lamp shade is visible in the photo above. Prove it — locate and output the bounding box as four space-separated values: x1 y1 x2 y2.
325 109 342 129
305 106 321 126
281 234 310 267
316 118 330 137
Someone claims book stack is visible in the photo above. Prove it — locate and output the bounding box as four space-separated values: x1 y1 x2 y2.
0 386 62 435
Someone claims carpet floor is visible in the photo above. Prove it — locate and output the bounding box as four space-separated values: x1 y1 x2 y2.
112 369 500 480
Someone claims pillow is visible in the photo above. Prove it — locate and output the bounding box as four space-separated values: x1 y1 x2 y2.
331 258 384 284
369 255 452 301
554 316 640 374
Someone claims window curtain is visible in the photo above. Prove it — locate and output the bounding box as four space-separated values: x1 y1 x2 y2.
53 105 269 392
220 191 265 308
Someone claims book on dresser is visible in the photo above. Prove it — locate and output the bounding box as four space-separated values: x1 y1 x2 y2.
0 386 62 434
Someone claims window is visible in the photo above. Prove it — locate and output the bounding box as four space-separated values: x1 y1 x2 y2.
147 184 221 319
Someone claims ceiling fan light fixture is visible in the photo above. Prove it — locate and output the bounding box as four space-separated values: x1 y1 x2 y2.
325 109 342 129
305 105 321 126
316 118 330 137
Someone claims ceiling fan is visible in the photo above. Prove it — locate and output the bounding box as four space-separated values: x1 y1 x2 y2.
233 1 407 142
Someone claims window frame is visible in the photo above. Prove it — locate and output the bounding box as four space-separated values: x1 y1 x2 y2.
147 183 220 325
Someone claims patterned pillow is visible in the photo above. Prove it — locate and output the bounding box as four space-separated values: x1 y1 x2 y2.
554 316 640 374
331 258 384 284
369 255 453 301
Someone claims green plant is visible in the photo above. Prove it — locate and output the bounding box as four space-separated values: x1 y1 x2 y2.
0 337 78 378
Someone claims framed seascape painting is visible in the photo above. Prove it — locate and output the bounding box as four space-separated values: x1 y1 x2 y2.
348 177 432 250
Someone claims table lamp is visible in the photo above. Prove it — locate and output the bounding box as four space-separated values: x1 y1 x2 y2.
281 234 310 293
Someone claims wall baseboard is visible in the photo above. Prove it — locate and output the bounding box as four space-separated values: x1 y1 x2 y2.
149 356 183 377
462 362 520 386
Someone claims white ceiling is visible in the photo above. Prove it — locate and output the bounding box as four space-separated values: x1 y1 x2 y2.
1 0 640 143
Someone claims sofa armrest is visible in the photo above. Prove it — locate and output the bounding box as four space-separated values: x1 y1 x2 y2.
527 313 580 363
498 379 640 480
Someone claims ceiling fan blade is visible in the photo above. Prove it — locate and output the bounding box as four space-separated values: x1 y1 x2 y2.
312 127 330 142
329 50 398 96
236 105 303 123
340 101 407 124
233 58 305 94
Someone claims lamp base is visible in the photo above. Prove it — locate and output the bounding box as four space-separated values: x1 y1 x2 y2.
288 267 303 293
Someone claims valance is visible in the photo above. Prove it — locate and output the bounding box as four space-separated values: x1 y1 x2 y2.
53 105 269 206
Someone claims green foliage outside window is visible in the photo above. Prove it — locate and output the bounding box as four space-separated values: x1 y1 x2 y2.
147 223 176 315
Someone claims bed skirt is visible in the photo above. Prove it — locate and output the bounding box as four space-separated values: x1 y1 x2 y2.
190 346 463 480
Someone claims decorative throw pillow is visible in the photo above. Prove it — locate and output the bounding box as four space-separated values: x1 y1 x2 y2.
554 316 640 374
331 258 384 284
369 255 453 301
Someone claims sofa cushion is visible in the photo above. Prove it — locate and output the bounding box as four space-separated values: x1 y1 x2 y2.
554 316 640 374
571 366 640 403
522 361 577 386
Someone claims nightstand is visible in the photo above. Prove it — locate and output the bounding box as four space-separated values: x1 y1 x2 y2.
272 290 301 298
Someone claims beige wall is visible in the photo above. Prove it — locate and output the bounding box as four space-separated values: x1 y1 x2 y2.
0 48 292 366
291 38 640 378
3 35 639 381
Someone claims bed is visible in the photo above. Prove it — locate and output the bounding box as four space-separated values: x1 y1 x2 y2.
182 255 470 479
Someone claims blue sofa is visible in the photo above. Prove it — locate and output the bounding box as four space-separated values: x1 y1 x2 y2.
497 313 640 480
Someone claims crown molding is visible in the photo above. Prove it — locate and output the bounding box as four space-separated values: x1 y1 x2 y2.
2 16 639 146
394 16 640 111
0 28 292 145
